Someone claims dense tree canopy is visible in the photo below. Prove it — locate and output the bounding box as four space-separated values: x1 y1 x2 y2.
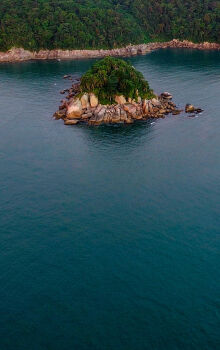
80 56 154 104
0 0 219 51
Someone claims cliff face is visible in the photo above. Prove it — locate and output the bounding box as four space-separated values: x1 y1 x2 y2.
0 40 219 63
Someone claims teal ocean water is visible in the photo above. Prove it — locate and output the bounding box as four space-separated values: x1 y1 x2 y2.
0 49 220 349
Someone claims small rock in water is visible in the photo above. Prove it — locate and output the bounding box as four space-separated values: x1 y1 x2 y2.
195 108 204 114
161 92 173 99
63 75 71 79
185 104 195 113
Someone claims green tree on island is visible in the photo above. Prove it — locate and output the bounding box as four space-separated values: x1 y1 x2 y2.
80 57 155 104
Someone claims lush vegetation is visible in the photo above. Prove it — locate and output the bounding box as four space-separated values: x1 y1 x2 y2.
80 56 154 104
0 0 219 51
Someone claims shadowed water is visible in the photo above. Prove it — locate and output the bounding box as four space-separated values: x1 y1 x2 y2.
0 49 220 350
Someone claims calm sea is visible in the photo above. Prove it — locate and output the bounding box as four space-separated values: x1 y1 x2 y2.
0 49 220 349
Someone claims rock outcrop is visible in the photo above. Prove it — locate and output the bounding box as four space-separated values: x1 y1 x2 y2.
1 39 219 63
185 104 204 114
53 80 188 126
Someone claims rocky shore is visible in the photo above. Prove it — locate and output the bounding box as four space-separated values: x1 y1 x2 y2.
0 39 219 63
53 80 202 126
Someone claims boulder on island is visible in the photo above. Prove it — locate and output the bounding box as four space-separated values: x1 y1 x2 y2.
115 95 126 104
161 92 173 99
67 99 82 119
90 93 99 108
64 119 79 125
80 93 90 109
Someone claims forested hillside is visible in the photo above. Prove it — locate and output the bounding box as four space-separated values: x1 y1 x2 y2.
0 0 219 51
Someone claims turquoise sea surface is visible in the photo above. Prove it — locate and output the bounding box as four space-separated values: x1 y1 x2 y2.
0 49 220 349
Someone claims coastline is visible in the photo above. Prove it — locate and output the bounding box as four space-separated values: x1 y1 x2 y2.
0 39 219 63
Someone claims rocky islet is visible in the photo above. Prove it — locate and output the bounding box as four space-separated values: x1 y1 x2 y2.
54 79 202 126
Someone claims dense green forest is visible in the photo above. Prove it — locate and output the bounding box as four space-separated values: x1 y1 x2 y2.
80 56 155 104
0 0 219 51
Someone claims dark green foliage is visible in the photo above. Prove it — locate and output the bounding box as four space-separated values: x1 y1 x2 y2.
80 56 155 104
0 0 219 51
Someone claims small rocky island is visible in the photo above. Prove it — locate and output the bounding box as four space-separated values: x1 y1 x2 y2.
54 57 202 125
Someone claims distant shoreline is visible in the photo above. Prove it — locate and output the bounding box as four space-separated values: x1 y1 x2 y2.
0 39 219 63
